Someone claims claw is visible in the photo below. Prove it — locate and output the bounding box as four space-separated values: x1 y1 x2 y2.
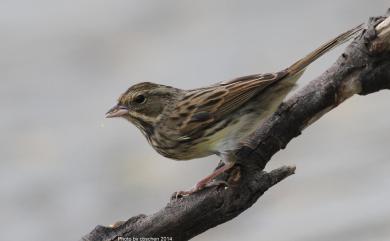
174 190 192 199
174 182 207 199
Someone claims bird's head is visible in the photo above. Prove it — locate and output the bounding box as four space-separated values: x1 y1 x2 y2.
106 82 181 132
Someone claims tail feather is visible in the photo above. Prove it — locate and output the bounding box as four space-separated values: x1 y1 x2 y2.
287 24 364 76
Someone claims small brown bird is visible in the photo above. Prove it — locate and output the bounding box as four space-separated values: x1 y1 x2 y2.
106 25 362 196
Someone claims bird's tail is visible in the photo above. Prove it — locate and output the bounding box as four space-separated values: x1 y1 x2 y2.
287 24 364 76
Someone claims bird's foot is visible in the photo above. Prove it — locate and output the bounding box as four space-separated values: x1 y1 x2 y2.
174 162 234 199
174 181 207 198
174 179 228 199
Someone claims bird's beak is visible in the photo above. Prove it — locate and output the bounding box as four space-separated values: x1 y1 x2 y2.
105 105 129 118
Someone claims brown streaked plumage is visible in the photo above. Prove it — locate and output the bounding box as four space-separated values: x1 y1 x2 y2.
106 24 363 196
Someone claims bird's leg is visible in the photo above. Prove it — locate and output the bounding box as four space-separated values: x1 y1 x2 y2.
175 161 235 197
194 161 235 190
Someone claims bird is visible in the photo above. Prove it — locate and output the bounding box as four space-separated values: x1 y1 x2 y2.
106 24 363 196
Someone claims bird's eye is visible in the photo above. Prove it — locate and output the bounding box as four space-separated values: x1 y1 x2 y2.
133 94 146 104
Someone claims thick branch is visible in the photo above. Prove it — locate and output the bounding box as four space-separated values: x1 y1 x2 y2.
82 12 390 241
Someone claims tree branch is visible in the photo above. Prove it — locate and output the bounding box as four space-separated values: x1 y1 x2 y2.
82 11 390 241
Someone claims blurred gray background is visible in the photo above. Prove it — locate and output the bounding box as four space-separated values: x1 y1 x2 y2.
1 1 389 241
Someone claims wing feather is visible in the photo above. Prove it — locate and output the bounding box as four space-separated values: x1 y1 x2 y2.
173 71 288 138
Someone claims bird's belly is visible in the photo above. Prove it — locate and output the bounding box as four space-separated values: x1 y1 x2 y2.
153 119 250 160
196 81 298 155
187 112 261 159
207 113 264 154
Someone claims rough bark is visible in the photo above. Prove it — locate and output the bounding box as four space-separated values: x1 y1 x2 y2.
82 11 390 241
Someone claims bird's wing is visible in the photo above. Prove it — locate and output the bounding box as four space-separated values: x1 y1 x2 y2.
170 71 288 139
170 24 363 140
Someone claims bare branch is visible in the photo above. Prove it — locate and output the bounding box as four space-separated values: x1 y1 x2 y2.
82 11 390 241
